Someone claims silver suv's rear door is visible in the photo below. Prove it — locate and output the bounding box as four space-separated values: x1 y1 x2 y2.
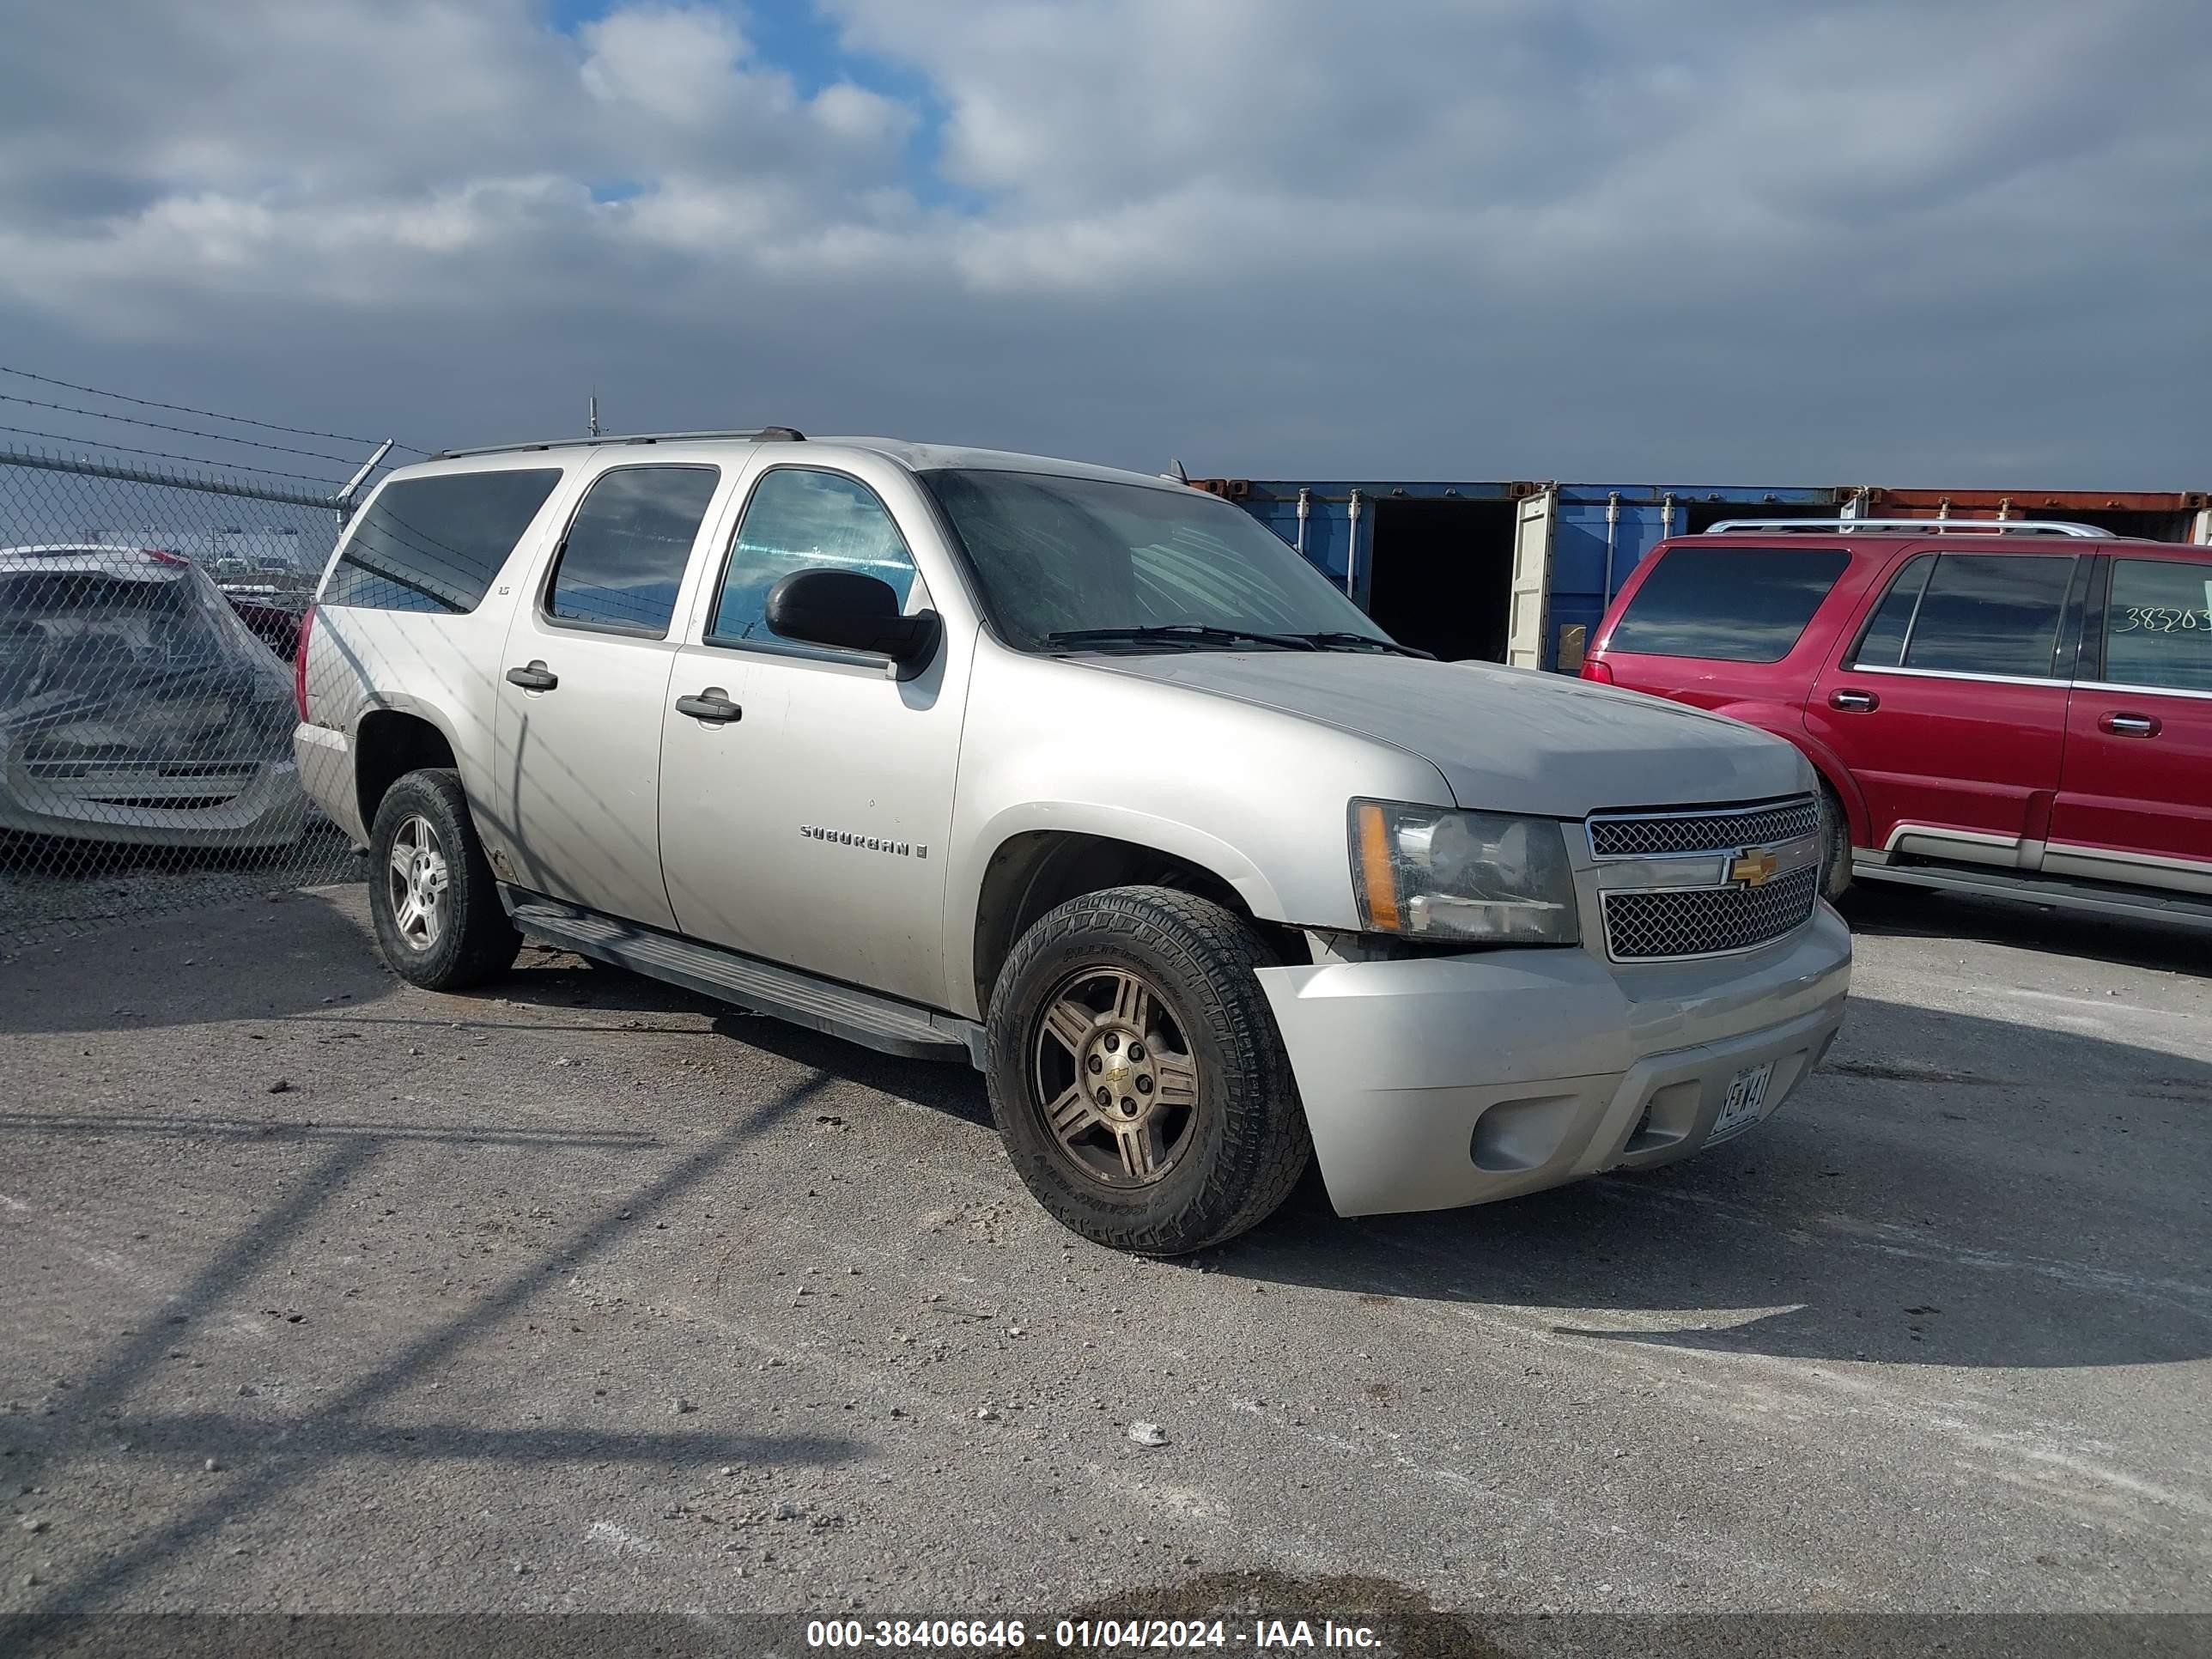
491 461 732 930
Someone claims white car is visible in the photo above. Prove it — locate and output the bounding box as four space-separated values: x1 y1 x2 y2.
0 544 303 850
295 431 1851 1254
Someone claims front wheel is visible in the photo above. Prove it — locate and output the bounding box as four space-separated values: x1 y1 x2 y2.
985 885 1311 1255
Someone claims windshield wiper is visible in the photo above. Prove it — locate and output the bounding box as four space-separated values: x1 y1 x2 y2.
1042 624 1320 653
1288 632 1437 659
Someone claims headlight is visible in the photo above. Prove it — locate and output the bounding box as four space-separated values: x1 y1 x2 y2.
1348 799 1580 945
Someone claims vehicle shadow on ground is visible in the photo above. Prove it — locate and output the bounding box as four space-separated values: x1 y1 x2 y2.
7 1061 868 1615
492 949 2212 1376
1217 988 2212 1372
0 886 397 1035
1839 882 2210 977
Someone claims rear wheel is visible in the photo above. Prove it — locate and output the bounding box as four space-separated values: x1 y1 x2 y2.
1815 780 1854 902
368 768 520 990
986 885 1311 1255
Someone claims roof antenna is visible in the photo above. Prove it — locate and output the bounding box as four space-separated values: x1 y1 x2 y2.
1162 458 1189 484
588 391 600 438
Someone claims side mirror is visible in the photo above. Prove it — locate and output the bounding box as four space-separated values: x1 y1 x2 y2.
764 568 940 667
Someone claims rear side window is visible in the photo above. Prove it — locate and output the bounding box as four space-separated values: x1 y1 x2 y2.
1851 552 2074 678
2104 556 2212 691
325 469 562 614
544 465 720 636
1607 546 1850 662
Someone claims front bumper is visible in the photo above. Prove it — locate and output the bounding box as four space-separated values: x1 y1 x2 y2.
1255 905 1851 1217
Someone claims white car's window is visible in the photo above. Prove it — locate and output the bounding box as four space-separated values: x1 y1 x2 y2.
326 469 562 614
2105 556 2212 691
709 469 916 644
544 465 720 638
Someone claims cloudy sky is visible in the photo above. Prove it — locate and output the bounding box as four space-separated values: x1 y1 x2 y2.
2 0 2208 489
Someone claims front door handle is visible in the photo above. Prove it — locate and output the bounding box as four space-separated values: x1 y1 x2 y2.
1828 688 1878 712
506 661 558 691
674 687 742 724
2100 711 2160 738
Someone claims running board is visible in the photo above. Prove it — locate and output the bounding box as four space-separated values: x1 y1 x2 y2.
502 892 985 1065
1852 859 2212 933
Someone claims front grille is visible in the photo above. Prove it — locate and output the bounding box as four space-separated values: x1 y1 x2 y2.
1603 866 1819 961
1589 797 1818 859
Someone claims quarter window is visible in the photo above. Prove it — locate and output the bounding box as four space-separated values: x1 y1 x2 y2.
710 470 916 646
325 469 562 613
1606 546 1850 663
544 466 720 636
2104 556 2212 691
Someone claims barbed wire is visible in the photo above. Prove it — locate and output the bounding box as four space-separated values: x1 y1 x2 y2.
0 391 368 466
0 363 427 455
0 423 349 489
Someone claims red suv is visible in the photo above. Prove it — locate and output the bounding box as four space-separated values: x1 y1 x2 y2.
1582 519 2212 930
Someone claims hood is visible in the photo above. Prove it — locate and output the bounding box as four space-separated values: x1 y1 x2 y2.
1085 652 1808 817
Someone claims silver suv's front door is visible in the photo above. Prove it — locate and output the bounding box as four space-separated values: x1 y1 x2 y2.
492 463 728 931
658 463 965 1007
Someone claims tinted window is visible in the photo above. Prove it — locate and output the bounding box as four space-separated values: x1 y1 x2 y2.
2105 556 2212 691
1848 554 1934 668
324 469 561 613
545 466 719 635
1607 546 1850 662
923 468 1389 651
710 470 915 645
1887 554 2073 678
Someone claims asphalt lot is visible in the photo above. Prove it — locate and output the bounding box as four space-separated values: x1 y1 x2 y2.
1 881 2208 1626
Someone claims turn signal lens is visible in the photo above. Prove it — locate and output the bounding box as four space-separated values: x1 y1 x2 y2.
1353 800 1402 933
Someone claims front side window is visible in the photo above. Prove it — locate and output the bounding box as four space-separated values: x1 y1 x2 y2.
2104 556 2212 691
1851 552 2074 678
709 469 917 645
1606 546 1850 663
921 469 1389 651
325 468 562 613
544 465 720 636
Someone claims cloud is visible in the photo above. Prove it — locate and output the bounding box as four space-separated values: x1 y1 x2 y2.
0 0 2206 483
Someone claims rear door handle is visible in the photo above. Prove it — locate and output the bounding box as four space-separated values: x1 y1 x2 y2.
674 687 742 724
2100 711 2160 738
505 661 557 691
1828 689 1878 712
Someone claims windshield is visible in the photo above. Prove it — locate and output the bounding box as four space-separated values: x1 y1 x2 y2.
921 469 1395 653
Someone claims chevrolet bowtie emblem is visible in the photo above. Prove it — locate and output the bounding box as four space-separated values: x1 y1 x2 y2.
1729 848 1779 888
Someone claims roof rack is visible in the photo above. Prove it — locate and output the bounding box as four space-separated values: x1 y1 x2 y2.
1703 517 2113 538
431 428 805 461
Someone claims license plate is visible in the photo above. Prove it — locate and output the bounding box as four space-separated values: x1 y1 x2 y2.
1712 1060 1775 1140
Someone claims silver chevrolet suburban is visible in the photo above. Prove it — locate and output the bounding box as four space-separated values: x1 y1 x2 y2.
295 429 1850 1254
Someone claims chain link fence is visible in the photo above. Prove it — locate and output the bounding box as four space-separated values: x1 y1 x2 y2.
0 447 365 951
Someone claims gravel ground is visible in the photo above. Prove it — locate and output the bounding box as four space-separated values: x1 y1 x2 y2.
0 882 2207 1634
0 829 357 950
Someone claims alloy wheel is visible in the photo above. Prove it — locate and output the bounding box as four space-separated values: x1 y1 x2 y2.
386 813 449 952
1030 964 1201 1188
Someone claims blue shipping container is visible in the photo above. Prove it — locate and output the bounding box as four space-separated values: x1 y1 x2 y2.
1198 477 1844 672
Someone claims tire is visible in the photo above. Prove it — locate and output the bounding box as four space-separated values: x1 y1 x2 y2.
367 768 520 991
1815 780 1854 903
985 885 1312 1255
